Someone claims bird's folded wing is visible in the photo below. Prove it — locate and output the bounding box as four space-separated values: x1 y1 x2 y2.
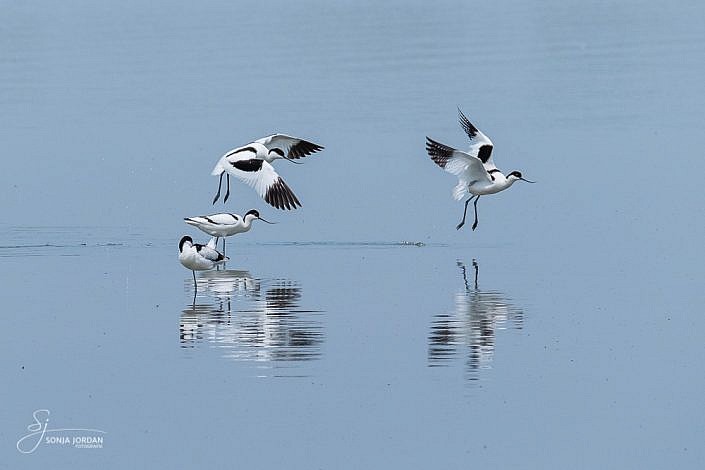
195 242 224 262
203 213 239 225
184 216 209 226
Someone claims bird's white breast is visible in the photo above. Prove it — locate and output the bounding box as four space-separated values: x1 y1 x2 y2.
468 173 512 195
179 248 215 271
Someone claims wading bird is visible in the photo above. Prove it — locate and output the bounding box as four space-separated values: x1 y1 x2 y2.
178 236 228 294
211 134 324 210
425 109 534 231
184 209 274 256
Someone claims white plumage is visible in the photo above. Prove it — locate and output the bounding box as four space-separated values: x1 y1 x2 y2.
426 109 534 231
184 209 273 256
179 235 228 293
211 134 324 210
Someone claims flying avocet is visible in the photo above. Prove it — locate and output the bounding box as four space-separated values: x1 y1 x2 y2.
211 134 324 210
178 235 228 293
425 109 534 231
184 209 274 256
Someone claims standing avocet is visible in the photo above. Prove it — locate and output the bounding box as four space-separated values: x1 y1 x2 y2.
211 134 324 210
178 235 228 293
184 209 274 256
425 109 534 231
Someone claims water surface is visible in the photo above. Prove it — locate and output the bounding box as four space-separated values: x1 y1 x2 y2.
3 0 705 467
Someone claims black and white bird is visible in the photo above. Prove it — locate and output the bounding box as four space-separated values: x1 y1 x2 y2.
179 235 228 293
425 109 534 231
211 134 324 210
183 209 274 256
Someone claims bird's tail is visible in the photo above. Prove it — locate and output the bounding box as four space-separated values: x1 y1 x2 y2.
184 217 199 227
453 180 469 201
211 160 224 176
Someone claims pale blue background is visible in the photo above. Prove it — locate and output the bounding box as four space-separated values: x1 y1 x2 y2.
2 0 705 468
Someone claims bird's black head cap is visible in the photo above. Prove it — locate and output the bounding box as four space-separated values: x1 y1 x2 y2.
179 235 193 252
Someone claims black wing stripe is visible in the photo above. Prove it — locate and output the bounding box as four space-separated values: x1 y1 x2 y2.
279 182 288 210
287 140 324 159
231 159 264 172
224 146 257 159
265 178 281 209
285 178 302 207
271 181 282 209
279 182 289 209
282 178 301 209
265 177 301 210
477 144 493 164
279 181 284 209
425 137 455 168
194 244 224 262
458 108 479 140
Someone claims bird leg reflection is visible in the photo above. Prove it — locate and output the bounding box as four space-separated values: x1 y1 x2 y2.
458 259 479 290
429 259 524 380
472 259 478 289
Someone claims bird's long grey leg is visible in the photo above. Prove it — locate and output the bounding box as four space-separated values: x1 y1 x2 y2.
192 271 197 301
456 195 477 230
214 237 222 270
222 238 226 258
223 175 231 203
212 173 224 205
471 196 481 231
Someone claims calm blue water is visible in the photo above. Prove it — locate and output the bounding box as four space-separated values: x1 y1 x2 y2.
3 0 705 467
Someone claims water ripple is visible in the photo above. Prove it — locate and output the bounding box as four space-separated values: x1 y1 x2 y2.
428 260 525 382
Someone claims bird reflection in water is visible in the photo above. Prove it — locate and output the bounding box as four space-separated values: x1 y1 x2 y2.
180 269 323 369
428 260 524 380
